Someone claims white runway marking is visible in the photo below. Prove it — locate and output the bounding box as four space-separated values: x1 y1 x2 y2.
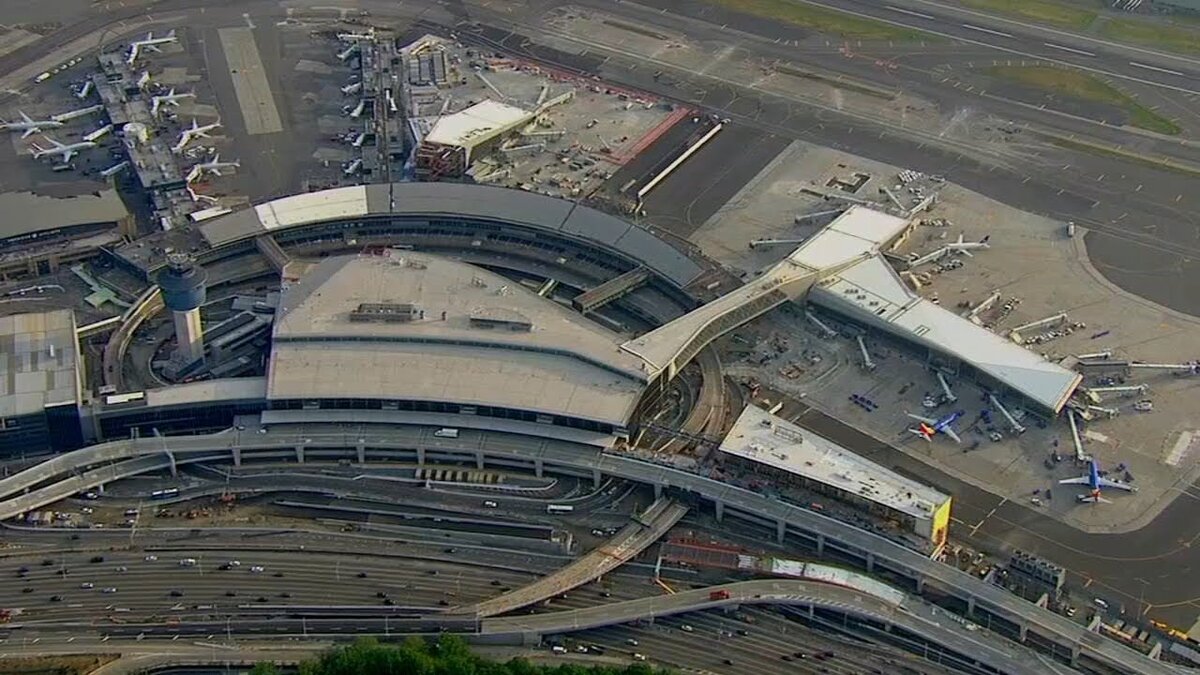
961 23 1013 38
887 6 934 19
1129 61 1184 76
1043 42 1095 57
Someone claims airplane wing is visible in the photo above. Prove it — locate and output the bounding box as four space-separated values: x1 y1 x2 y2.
1097 478 1135 492
19 111 33 123
20 128 38 139
906 413 937 425
942 426 962 444
1058 476 1090 486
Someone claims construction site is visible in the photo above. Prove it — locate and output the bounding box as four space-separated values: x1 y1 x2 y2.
399 34 689 197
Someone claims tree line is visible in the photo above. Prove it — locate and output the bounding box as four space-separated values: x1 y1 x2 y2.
248 636 675 675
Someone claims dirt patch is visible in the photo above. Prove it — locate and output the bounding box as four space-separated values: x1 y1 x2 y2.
0 655 117 675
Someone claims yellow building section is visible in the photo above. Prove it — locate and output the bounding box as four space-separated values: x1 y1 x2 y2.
930 497 953 556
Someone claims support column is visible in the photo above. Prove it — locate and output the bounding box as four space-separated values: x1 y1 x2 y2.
356 440 365 464
714 500 724 523
165 450 177 477
475 450 484 470
866 553 875 573
416 447 426 465
533 458 543 478
1070 645 1080 667
776 519 787 544
815 534 825 556
231 447 242 467
653 483 663 499
915 576 925 594
1018 624 1028 643
592 468 601 489
296 445 305 464
966 596 976 617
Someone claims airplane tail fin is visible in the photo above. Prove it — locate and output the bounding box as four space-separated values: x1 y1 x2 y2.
29 142 46 156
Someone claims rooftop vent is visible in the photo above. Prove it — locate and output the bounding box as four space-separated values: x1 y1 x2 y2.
349 303 423 323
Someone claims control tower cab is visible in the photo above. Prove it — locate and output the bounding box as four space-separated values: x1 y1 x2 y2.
155 253 207 366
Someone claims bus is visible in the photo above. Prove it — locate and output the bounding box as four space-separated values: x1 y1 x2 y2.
150 488 179 500
546 504 574 514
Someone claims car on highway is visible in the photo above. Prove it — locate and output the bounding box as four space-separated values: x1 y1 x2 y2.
226 591 237 597
169 590 184 597
50 595 63 602
102 587 117 594
79 582 93 589
89 556 104 564
625 639 639 646
357 571 368 578
21 587 33 593
483 500 498 508
17 566 28 576
41 559 54 567
144 555 157 562
115 566 127 573
633 654 647 662
680 624 694 632
227 560 241 567
179 558 197 567
250 565 265 573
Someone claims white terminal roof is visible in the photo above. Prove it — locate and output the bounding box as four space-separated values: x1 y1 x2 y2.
720 405 950 522
811 255 1082 412
787 207 911 270
268 253 650 428
424 100 534 149
0 310 80 418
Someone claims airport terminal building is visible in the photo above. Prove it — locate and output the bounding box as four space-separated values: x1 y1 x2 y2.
718 405 952 553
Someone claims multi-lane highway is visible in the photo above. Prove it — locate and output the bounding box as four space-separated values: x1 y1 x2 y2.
0 426 1176 674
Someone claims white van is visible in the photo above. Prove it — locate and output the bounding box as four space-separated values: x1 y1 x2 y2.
482 500 498 508
178 558 197 567
433 428 459 438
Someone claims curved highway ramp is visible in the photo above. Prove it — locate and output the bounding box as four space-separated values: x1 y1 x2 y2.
467 497 688 618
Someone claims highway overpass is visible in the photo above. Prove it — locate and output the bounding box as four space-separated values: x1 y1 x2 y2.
0 426 1174 675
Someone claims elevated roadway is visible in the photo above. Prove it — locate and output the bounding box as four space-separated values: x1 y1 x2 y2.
468 497 688 617
0 426 1173 674
481 579 1058 675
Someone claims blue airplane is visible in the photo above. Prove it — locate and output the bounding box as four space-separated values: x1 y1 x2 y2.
906 410 964 443
1059 459 1136 504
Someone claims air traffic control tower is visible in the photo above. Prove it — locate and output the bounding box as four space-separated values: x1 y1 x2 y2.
156 253 207 366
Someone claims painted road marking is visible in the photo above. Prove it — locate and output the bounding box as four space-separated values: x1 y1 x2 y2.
1130 61 1185 77
962 24 1013 39
887 6 934 20
1043 42 1095 57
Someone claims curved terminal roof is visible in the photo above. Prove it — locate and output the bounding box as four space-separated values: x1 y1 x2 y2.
195 182 703 288
268 253 650 428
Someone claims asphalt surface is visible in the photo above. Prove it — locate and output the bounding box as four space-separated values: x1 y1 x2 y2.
784 399 1200 628
471 0 1200 315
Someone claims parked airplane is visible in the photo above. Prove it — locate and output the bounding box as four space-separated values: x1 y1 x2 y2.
172 118 220 153
185 154 239 183
946 234 991 257
0 111 63 138
343 158 363 176
907 410 964 443
337 44 359 62
30 136 96 162
340 81 363 96
1059 459 1136 504
150 88 195 117
136 71 152 90
350 132 366 148
348 99 366 119
75 80 94 100
127 29 178 65
337 29 376 41
50 104 103 123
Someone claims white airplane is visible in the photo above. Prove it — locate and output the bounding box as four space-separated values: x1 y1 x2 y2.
348 99 366 119
185 153 240 182
100 160 130 178
172 118 220 153
150 88 195 117
0 111 63 139
340 81 363 96
75 80 94 100
350 131 366 148
50 104 103 123
336 29 375 41
343 158 363 176
1059 459 1136 504
136 71 153 90
946 234 991 257
30 136 97 162
126 29 178 66
337 44 359 61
